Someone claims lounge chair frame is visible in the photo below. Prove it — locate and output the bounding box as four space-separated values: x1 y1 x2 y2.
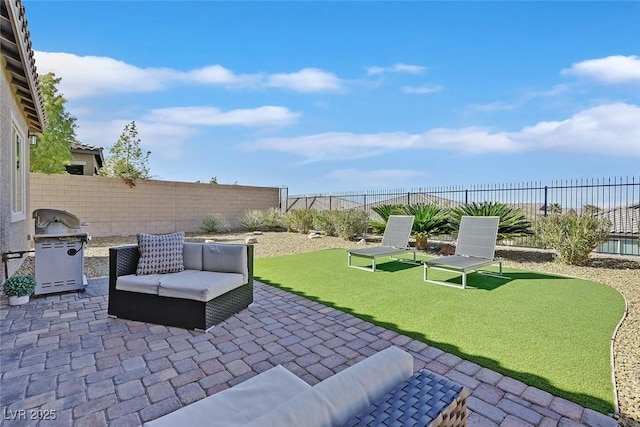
424 216 505 289
348 215 419 272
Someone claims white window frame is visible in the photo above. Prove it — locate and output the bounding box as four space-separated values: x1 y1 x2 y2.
10 122 27 222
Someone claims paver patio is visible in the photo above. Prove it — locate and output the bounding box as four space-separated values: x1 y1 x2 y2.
0 279 618 427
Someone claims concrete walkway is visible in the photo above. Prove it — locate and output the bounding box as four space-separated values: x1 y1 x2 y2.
0 279 618 427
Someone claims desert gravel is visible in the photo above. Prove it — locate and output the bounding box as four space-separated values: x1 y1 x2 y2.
15 231 640 425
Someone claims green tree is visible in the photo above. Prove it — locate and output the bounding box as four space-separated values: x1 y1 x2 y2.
99 121 151 186
30 72 75 173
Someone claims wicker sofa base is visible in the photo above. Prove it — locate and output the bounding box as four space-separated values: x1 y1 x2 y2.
345 370 469 427
108 283 253 330
108 244 253 330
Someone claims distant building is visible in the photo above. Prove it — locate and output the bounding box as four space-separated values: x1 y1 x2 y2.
596 204 640 256
67 141 104 175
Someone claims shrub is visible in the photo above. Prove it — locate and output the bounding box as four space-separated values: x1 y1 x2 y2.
452 202 532 241
283 209 315 233
369 204 405 235
535 212 611 265
313 210 340 237
2 275 36 297
402 203 453 237
239 210 265 231
200 213 227 233
336 210 369 240
261 208 285 231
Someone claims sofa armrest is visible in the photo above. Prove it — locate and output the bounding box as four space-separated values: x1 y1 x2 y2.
343 370 469 427
109 245 140 292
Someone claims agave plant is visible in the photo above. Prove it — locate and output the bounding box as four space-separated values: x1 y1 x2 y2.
200 213 227 233
402 203 454 237
368 204 405 235
239 210 265 231
452 202 532 241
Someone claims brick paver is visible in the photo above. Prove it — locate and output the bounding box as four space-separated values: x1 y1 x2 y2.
0 279 619 426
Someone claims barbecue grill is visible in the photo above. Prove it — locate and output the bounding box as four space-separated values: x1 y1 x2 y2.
32 209 90 296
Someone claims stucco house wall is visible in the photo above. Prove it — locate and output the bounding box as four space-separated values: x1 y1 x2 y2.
0 71 28 279
1 0 45 281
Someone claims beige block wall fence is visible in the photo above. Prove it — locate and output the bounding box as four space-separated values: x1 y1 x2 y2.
29 173 281 238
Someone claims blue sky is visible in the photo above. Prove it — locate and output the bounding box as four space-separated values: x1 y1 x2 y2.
25 1 640 194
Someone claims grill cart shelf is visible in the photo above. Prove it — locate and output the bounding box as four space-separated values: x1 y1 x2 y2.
32 209 90 296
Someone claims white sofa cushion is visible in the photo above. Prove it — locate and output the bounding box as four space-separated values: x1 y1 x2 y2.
116 274 161 295
144 365 311 427
203 244 248 282
245 346 413 427
157 270 245 302
136 232 185 275
183 242 203 270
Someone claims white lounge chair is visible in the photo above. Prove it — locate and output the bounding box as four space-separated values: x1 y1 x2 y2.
424 216 504 289
347 215 417 272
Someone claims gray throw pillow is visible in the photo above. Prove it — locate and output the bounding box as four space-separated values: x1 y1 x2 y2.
136 232 185 275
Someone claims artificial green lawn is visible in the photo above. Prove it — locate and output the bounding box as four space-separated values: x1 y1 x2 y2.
254 249 625 414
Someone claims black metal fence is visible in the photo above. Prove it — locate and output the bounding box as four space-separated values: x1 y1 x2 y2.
285 176 640 256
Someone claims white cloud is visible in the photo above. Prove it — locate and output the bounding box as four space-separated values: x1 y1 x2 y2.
146 106 300 127
402 85 443 94
514 102 640 155
35 51 343 98
366 63 426 75
562 55 640 85
35 51 179 98
245 128 515 162
472 84 568 112
471 101 519 112
246 132 419 162
266 68 343 92
183 65 261 87
246 103 640 161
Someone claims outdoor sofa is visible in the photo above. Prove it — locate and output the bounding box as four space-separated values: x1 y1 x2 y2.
108 232 253 330
144 346 469 427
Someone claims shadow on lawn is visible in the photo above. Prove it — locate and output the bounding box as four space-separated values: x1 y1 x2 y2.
364 261 423 273
462 270 568 290
343 257 578 291
255 275 616 416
